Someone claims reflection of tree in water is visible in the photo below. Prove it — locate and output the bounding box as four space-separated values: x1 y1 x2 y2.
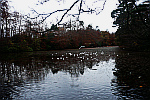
0 47 118 99
46 49 116 77
112 52 150 99
0 54 51 99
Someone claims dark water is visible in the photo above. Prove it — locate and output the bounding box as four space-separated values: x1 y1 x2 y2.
0 47 150 100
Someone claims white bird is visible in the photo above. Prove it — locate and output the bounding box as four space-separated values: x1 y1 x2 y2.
79 46 85 49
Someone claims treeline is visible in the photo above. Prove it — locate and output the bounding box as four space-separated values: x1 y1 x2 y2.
0 0 46 52
0 29 116 52
112 0 150 51
45 29 116 50
0 0 116 53
0 0 48 38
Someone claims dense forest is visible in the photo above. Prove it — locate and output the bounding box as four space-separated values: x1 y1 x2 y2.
112 0 150 51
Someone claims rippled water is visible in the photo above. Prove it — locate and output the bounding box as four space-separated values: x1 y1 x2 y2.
0 47 150 100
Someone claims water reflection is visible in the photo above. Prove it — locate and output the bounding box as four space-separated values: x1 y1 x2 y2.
0 47 119 99
112 51 150 100
1 47 150 99
3 47 150 99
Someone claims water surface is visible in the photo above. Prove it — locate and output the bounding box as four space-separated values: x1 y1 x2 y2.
0 47 150 100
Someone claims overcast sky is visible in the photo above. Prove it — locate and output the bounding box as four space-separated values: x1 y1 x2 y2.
9 0 119 33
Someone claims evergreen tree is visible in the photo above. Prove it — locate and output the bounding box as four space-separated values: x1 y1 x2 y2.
112 0 150 51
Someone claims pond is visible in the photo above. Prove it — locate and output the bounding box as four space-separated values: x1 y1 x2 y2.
0 47 150 100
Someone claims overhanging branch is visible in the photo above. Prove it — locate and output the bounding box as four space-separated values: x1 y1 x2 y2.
56 0 80 25
27 0 107 33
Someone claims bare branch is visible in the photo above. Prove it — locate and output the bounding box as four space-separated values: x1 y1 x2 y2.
79 0 83 15
56 0 80 25
95 0 107 15
36 0 50 5
27 0 107 33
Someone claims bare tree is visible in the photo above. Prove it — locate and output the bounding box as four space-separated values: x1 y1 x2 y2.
0 0 9 37
26 0 107 33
